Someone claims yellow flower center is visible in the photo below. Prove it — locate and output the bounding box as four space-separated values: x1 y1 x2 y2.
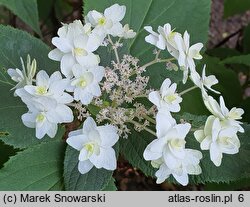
219 137 230 145
77 78 87 88
168 31 177 41
98 17 106 26
74 47 86 56
170 139 186 149
163 94 177 103
36 86 47 95
84 143 95 157
36 113 45 123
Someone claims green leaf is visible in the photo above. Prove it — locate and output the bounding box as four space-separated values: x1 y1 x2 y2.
240 98 250 123
0 139 65 190
102 177 117 191
206 48 241 60
0 141 17 169
224 0 250 18
84 0 211 89
0 0 41 35
222 54 250 67
64 145 118 191
0 25 58 76
119 129 155 177
0 25 60 148
243 24 250 53
205 177 250 190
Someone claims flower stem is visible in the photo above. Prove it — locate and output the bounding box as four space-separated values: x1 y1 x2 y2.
129 120 156 136
140 57 175 69
142 115 156 125
179 85 198 96
107 35 120 64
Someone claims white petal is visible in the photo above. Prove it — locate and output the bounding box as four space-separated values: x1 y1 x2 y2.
61 54 76 77
55 105 73 123
36 70 49 86
78 160 94 174
160 78 171 94
21 112 36 128
210 142 222 167
79 148 89 161
194 130 205 143
48 49 64 61
90 147 117 170
174 123 191 139
86 10 103 26
109 22 123 36
76 53 99 67
46 123 58 138
143 138 166 161
79 90 94 105
148 91 161 107
200 136 211 150
155 164 171 184
219 96 229 116
86 33 102 52
73 35 88 49
156 111 175 138
90 66 105 82
66 134 88 151
104 4 126 22
83 117 97 133
173 172 189 186
87 83 101 97
97 125 119 147
35 121 51 139
52 37 72 53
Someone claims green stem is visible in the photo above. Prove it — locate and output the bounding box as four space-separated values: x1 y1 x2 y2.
143 115 156 125
129 120 156 136
179 86 198 96
140 57 175 69
108 35 120 64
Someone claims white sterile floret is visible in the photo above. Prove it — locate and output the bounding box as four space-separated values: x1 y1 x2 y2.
143 112 190 169
155 149 202 185
190 65 220 94
48 20 101 77
194 115 240 166
70 64 104 105
7 55 36 92
17 96 73 139
143 112 202 185
66 117 119 174
86 4 126 37
24 70 73 104
174 31 203 83
118 24 136 39
148 78 182 112
202 93 244 133
144 26 166 50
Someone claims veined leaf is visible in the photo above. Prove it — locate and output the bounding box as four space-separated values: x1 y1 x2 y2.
0 140 65 190
0 0 41 35
224 0 250 18
222 54 250 67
